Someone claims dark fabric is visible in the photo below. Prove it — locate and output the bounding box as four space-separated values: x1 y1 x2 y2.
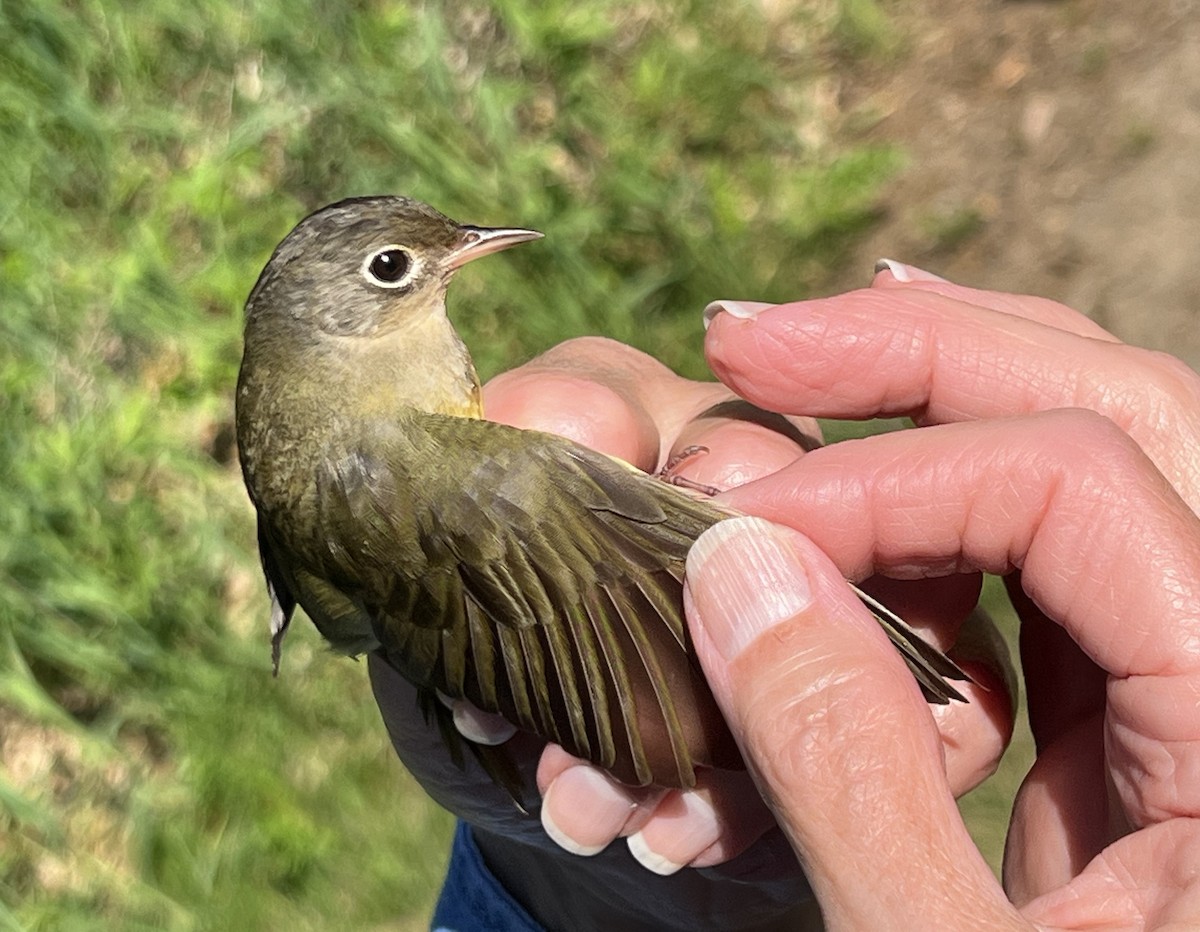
432 822 546 932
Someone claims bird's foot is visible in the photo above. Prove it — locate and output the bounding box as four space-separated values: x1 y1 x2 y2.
657 445 720 497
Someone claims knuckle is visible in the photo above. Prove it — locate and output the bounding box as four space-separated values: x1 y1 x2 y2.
1087 347 1200 441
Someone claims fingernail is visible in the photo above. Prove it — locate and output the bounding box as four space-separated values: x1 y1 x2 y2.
627 830 685 876
873 258 949 284
687 516 813 661
702 300 776 331
541 766 636 857
450 700 517 746
626 792 720 876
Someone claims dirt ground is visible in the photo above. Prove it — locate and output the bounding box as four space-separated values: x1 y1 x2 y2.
827 0 1200 368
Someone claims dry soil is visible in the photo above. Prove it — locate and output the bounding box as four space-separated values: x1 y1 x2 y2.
829 0 1200 367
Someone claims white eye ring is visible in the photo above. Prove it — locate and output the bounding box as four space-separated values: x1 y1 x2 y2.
361 245 421 289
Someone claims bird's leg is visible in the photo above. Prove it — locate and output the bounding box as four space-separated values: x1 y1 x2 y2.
657 445 721 497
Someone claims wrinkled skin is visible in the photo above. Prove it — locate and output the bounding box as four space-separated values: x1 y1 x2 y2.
680 265 1200 930
686 265 1200 929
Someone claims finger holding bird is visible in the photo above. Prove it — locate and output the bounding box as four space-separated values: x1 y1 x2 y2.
485 340 999 685
485 338 819 488
481 338 978 674
458 342 962 780
484 335 1009 860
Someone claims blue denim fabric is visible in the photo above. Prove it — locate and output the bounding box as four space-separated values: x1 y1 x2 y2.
431 822 546 932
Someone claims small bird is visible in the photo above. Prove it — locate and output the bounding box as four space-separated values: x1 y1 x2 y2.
236 196 968 798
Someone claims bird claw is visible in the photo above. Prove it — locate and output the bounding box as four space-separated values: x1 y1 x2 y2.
657 445 721 497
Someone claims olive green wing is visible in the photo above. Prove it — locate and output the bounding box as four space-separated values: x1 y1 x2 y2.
310 412 740 789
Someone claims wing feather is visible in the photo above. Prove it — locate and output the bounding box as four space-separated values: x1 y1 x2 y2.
532 591 592 758
607 582 694 787
465 598 499 710
297 410 966 789
535 558 615 768
580 584 650 782
496 623 534 727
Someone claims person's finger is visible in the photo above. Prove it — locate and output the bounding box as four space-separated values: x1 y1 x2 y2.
1002 712 1111 905
705 294 1200 511
855 576 1015 794
1012 578 1108 755
1018 819 1200 928
624 770 776 875
438 693 518 745
484 336 824 476
929 610 1015 795
536 755 665 857
718 409 1200 832
666 399 819 491
870 259 1121 341
484 337 668 468
683 517 1021 929
484 336 731 469
535 741 777 869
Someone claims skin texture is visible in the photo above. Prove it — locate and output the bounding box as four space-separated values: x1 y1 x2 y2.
627 264 1200 929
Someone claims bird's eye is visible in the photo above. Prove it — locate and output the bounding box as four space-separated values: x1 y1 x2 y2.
363 247 415 287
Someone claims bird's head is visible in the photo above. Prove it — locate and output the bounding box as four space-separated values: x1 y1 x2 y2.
243 196 542 342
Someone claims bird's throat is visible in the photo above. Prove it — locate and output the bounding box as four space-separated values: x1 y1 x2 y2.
417 312 482 418
341 309 483 420
237 306 482 522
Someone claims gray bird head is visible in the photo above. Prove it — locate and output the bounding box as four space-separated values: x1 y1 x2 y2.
244 196 542 341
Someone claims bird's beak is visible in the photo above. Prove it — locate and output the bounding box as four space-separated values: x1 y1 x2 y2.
447 225 544 270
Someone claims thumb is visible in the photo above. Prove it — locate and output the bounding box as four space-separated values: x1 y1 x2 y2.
683 517 1021 931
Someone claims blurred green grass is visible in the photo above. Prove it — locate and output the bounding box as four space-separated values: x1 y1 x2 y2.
0 0 1028 927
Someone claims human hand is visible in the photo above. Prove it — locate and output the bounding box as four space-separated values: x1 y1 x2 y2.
368 333 1011 928
674 262 1200 925
492 338 1006 867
